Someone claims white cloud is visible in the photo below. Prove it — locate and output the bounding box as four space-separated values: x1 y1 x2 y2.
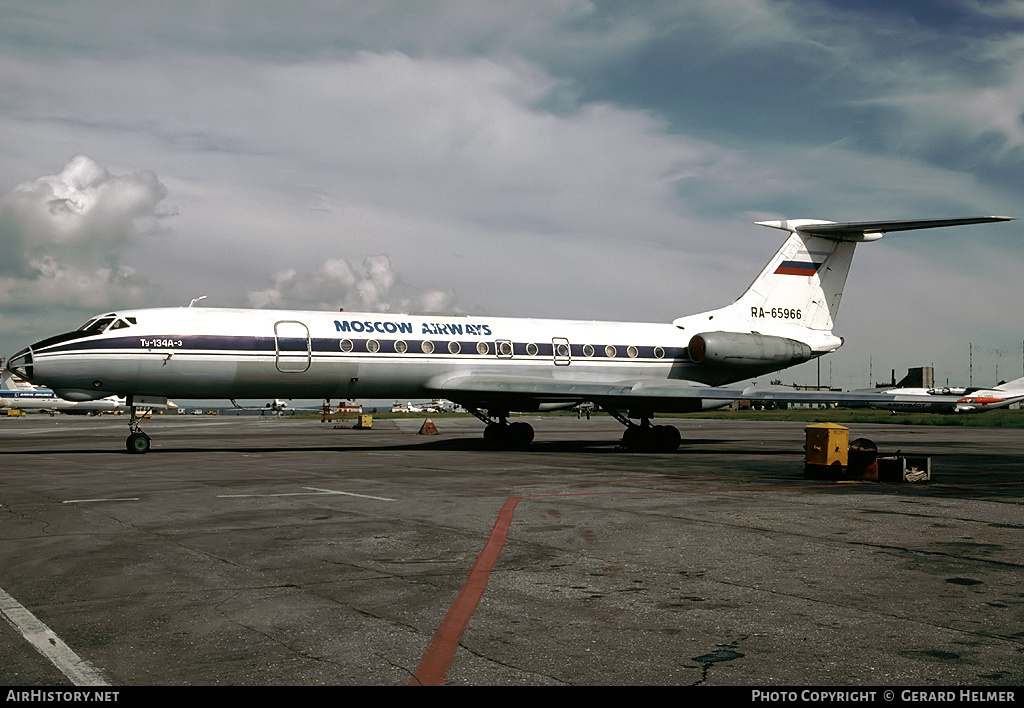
0 156 171 336
4 155 168 248
845 28 1024 162
246 254 456 313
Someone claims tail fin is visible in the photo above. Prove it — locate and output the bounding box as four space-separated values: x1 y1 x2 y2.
733 220 857 332
706 216 1014 333
992 376 1024 392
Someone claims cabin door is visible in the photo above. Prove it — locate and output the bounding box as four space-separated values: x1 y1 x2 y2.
274 320 311 373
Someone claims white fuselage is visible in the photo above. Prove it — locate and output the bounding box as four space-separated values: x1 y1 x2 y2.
11 306 835 410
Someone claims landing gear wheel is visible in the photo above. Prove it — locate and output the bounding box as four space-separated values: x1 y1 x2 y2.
482 421 535 449
126 431 151 454
483 423 505 446
507 421 535 449
467 408 535 450
652 424 681 452
621 425 645 451
621 424 680 452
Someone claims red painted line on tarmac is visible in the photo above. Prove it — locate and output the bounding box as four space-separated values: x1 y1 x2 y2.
408 476 1024 684
407 483 852 685
409 495 522 686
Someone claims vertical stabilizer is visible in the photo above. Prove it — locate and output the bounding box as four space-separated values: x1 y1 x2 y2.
730 222 856 332
692 216 1013 335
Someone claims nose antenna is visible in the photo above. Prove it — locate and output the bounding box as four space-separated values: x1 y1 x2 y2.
188 295 207 308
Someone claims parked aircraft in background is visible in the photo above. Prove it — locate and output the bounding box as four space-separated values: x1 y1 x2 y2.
390 399 463 413
4 216 1013 453
1 369 180 416
1 369 128 415
869 376 1024 413
225 398 311 416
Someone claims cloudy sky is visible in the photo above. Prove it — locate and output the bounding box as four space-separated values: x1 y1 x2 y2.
1 0 1022 390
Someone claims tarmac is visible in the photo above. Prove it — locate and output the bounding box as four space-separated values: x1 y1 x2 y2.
0 413 1021 686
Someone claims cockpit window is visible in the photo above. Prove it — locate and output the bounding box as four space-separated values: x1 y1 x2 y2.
88 318 115 333
109 319 132 331
76 317 116 333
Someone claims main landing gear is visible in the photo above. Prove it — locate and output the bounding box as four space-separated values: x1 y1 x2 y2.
605 407 681 453
467 407 535 449
126 403 152 454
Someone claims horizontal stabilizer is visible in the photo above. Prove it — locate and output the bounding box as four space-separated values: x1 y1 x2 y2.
756 216 1014 242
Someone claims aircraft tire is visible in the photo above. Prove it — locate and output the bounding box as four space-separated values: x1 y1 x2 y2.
507 422 534 449
621 425 644 451
126 432 151 454
621 424 680 452
483 422 534 449
483 423 505 446
653 425 681 452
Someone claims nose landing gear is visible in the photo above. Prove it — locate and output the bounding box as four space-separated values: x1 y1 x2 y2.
126 400 151 454
126 429 151 454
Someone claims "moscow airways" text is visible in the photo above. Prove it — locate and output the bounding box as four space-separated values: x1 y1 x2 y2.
334 320 493 336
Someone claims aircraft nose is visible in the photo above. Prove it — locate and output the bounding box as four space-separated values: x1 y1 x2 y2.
6 347 33 380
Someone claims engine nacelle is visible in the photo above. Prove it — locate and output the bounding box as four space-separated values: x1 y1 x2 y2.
688 332 812 367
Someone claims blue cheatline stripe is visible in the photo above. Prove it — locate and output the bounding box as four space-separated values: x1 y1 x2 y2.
37 334 686 361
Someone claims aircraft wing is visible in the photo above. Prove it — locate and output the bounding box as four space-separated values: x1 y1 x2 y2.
425 374 930 408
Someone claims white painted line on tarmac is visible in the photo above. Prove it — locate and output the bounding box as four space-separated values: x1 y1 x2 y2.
0 586 109 686
303 486 396 501
218 486 396 502
63 498 140 504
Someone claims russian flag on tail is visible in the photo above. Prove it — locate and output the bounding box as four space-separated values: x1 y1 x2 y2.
774 260 821 276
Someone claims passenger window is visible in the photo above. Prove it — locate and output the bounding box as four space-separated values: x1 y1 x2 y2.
476 341 489 355
422 341 435 354
395 340 408 354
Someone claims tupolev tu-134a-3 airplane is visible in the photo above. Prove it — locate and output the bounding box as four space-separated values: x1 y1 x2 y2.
5 216 1013 454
